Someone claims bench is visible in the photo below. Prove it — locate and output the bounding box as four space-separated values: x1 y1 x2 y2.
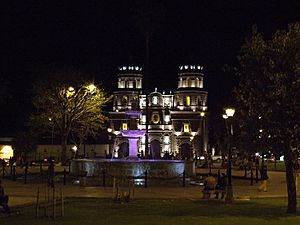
202 189 226 199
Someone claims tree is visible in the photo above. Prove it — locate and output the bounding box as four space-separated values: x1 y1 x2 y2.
31 65 111 164
12 129 38 164
235 23 300 213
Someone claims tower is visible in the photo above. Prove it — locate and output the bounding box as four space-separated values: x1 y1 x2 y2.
109 66 143 158
172 65 208 158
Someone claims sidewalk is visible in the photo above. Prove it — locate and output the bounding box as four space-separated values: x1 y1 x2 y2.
1 169 290 207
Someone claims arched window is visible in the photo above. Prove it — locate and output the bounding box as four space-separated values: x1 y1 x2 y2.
186 96 190 106
183 123 190 132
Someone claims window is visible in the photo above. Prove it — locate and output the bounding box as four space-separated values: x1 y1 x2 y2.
186 96 190 106
141 115 146 124
183 123 189 132
122 96 128 105
164 115 170 123
122 123 128 130
164 97 170 107
163 136 170 144
152 96 159 105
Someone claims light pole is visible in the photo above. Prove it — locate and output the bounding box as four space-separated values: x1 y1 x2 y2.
223 107 235 204
48 117 54 145
72 145 78 159
107 128 113 158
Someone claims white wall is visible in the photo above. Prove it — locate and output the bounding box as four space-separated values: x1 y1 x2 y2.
28 144 109 161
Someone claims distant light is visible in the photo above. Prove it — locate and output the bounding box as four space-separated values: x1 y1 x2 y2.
225 108 235 117
222 114 228 119
72 146 78 152
184 65 188 69
0 145 14 159
259 129 263 133
48 117 52 121
107 128 113 133
200 112 205 117
88 84 96 92
67 86 75 97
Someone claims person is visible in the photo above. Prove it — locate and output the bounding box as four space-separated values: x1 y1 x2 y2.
202 175 217 199
258 165 269 192
0 179 11 214
215 173 227 199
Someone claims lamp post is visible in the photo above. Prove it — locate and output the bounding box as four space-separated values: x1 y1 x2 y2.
48 117 54 145
72 145 78 159
107 128 113 158
223 107 235 204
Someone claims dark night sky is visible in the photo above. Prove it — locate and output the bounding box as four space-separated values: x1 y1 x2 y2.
1 0 300 136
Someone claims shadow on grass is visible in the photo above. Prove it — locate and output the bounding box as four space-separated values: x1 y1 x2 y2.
2 198 299 225
108 198 300 220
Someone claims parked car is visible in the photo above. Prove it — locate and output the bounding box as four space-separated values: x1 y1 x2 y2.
212 155 222 162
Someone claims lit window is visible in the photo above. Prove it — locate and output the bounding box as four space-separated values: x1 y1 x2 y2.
184 123 189 132
141 115 146 124
152 96 159 105
164 97 170 106
186 96 190 106
164 115 170 123
122 123 128 130
128 81 133 88
164 136 170 144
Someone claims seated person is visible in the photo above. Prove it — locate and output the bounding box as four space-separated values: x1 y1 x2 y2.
0 179 11 214
215 173 227 199
202 175 217 199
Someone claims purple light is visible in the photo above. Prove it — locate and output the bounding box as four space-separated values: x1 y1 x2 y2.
125 111 141 118
120 130 146 159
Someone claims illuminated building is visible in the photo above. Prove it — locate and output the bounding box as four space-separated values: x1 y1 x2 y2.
109 65 208 159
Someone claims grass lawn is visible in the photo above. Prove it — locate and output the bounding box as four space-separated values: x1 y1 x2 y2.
1 198 300 225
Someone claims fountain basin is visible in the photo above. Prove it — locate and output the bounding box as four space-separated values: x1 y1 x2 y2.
70 158 185 179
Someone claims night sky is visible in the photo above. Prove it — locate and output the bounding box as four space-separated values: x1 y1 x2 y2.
1 1 300 136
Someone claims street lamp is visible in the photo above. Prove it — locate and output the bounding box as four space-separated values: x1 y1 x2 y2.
72 145 78 159
48 117 54 145
87 84 96 93
223 107 235 204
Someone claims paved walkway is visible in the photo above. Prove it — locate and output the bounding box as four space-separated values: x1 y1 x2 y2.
1 168 295 207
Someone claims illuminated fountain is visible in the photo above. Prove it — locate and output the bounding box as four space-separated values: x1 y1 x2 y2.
119 111 146 160
71 110 185 184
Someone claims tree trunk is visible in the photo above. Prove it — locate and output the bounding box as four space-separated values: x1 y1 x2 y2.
61 135 68 165
284 148 297 213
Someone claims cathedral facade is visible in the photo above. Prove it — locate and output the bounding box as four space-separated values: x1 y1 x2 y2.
108 65 208 160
